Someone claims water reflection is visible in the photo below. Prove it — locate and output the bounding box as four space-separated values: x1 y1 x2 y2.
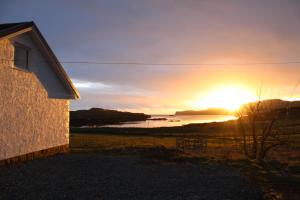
101 115 236 128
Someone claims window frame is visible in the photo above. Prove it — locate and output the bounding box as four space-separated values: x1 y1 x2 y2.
13 42 31 71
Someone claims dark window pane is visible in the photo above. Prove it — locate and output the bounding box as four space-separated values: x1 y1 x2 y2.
14 45 28 69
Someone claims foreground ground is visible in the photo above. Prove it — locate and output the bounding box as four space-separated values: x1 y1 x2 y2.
0 152 263 200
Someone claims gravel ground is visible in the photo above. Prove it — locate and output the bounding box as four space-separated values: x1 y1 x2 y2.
0 153 263 200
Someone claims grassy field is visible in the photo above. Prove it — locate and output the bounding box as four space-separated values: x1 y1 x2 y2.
70 133 177 151
70 132 251 160
71 130 300 156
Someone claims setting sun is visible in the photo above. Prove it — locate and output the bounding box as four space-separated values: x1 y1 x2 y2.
188 85 257 111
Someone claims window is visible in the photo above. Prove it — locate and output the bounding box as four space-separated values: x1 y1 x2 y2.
14 43 30 70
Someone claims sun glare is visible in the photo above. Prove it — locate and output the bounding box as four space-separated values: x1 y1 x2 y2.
189 85 257 111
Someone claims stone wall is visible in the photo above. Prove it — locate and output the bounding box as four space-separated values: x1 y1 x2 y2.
0 38 70 161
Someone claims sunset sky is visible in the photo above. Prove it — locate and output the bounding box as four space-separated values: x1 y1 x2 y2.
1 0 300 114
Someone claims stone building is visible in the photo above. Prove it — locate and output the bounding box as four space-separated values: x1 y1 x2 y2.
0 22 79 163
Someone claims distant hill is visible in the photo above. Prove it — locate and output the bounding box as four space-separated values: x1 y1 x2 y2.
240 99 300 119
241 99 300 111
175 108 232 115
175 99 300 117
70 108 151 127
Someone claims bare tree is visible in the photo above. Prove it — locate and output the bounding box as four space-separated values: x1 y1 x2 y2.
234 90 294 161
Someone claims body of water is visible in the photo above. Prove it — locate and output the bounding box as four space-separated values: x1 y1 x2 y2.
102 115 236 128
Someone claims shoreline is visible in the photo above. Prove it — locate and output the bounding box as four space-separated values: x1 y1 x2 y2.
70 118 238 137
77 114 236 129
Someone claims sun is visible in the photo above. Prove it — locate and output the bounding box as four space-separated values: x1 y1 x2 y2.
188 85 257 111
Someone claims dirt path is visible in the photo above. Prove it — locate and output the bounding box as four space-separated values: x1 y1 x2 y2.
0 153 263 200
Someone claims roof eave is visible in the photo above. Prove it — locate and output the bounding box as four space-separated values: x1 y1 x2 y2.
0 21 80 99
30 25 80 99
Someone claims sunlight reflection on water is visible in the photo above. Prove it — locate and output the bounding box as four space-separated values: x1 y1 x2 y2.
101 115 236 128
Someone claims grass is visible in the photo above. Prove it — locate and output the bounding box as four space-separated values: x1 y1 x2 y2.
70 133 177 152
70 133 245 158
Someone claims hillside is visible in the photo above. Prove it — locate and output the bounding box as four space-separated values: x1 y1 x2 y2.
70 108 151 127
175 99 300 116
240 99 300 119
241 99 300 111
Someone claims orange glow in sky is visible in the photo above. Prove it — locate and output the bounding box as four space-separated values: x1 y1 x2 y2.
187 85 257 111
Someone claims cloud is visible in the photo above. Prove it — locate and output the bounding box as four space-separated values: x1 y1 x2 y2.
73 79 112 89
2 0 300 113
73 79 152 96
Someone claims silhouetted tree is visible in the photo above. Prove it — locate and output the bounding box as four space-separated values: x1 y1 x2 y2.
235 96 292 161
